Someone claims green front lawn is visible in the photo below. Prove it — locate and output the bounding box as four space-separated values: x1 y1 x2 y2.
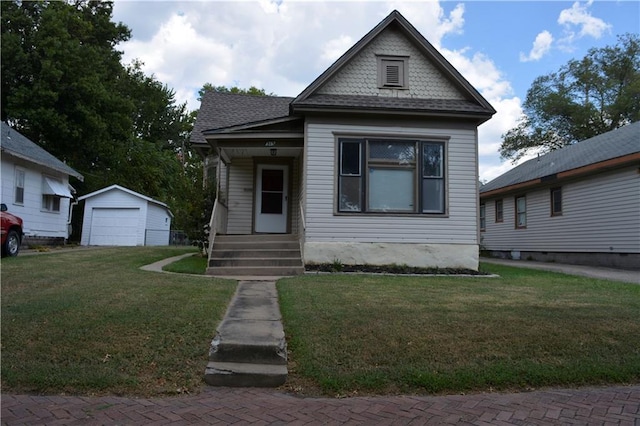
279 264 640 396
1 247 236 396
2 250 639 398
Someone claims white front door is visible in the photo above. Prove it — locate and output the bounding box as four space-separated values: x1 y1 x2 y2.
255 164 288 233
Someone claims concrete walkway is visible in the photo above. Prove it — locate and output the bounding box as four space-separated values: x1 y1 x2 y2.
2 385 638 424
481 257 639 284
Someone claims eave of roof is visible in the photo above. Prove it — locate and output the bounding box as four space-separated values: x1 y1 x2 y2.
480 152 640 199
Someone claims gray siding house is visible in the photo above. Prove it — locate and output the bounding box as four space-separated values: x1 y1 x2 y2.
480 121 640 270
191 10 495 274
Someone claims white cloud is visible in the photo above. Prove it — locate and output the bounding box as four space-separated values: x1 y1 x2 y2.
321 35 354 63
113 1 523 182
519 30 554 62
557 0 611 47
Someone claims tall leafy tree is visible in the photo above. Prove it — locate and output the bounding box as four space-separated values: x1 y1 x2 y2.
197 84 271 101
500 33 640 162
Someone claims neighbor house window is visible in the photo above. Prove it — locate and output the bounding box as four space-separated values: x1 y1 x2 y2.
377 56 408 89
480 203 486 231
515 196 526 228
41 176 70 213
337 138 445 214
42 194 61 212
495 199 503 222
550 187 562 216
14 168 25 205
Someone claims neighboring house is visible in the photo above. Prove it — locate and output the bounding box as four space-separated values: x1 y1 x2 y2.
78 185 173 246
480 121 640 270
191 10 495 272
0 122 84 245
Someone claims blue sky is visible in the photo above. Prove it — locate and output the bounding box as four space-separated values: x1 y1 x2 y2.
112 0 640 181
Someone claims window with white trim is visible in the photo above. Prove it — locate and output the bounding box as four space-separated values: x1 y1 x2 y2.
338 138 446 214
480 203 486 231
14 168 25 204
377 56 408 89
41 176 64 212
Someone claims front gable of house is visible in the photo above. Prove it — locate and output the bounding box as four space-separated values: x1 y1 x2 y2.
292 10 494 120
318 25 465 101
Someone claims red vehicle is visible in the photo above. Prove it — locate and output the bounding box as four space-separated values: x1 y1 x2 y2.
1 203 23 257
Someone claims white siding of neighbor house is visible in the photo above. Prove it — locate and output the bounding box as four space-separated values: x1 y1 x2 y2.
481 167 640 253
226 158 254 234
318 26 465 100
304 118 479 244
80 190 147 246
145 203 172 246
1 155 73 239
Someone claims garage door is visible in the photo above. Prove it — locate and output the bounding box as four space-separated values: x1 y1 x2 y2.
89 208 140 246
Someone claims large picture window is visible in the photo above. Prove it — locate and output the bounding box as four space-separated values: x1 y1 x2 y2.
337 138 446 214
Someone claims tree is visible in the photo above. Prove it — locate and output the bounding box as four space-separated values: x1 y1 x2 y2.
197 84 271 101
500 33 640 162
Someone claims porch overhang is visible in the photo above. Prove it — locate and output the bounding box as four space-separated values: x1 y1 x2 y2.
205 134 304 161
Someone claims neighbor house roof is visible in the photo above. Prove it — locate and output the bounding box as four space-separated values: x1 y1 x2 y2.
480 121 640 197
78 184 173 217
291 10 495 121
1 122 84 181
190 92 295 145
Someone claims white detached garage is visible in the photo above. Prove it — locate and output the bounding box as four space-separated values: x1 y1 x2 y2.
79 185 173 246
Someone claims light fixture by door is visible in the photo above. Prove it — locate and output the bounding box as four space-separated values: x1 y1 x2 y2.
270 148 277 156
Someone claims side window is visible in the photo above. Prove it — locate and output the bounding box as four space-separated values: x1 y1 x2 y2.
480 203 486 231
495 199 503 222
338 140 363 212
515 196 526 229
550 187 562 216
15 168 25 205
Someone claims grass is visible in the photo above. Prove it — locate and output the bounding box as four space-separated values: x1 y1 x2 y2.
162 252 208 274
3 251 639 398
1 246 236 397
278 263 640 396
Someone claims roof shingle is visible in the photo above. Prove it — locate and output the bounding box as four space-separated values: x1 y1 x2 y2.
1 122 83 180
190 92 294 145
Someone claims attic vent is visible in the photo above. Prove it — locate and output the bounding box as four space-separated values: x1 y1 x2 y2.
378 56 408 89
385 64 400 85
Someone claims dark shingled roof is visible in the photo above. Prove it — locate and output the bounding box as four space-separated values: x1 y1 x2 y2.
293 94 491 115
191 92 294 145
1 122 83 181
480 121 640 194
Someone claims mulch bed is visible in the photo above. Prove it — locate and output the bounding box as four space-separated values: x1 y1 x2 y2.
305 264 489 275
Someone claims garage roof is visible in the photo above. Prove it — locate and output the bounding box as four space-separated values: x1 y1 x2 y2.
78 184 173 217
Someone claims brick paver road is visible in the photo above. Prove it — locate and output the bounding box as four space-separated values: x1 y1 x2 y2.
2 385 639 425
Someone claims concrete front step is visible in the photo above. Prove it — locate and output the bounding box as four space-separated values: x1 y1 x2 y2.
207 266 304 276
210 257 303 267
211 249 301 259
204 361 287 387
208 234 303 277
214 241 300 250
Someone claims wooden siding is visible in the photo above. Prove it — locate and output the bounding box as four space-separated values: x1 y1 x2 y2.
226 158 254 234
481 167 640 253
318 26 465 100
304 119 478 244
145 203 171 246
